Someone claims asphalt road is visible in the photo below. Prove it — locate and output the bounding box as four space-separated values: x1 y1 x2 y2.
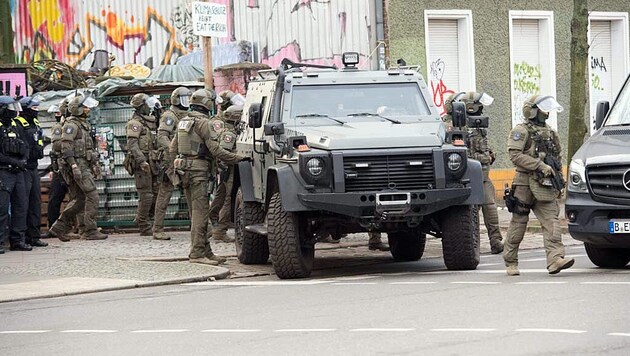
1 244 629 356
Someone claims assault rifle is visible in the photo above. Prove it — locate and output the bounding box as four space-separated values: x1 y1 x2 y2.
540 152 565 192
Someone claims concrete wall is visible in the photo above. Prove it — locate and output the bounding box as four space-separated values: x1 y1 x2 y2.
386 0 630 175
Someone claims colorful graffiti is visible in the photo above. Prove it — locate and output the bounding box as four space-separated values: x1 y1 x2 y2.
429 58 455 116
512 61 541 126
12 0 373 72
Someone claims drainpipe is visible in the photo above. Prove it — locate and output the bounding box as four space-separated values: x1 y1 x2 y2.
374 0 386 70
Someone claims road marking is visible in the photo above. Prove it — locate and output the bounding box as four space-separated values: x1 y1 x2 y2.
331 276 381 281
477 263 502 267
519 258 547 262
59 330 117 333
515 282 568 285
580 282 630 285
389 281 438 285
0 330 51 334
350 328 415 332
608 333 630 337
450 281 501 285
184 280 330 286
515 328 587 334
332 282 378 285
431 328 496 332
274 329 336 332
201 329 261 333
131 329 189 333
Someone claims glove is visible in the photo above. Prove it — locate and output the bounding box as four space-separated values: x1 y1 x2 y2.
240 156 252 162
92 164 102 179
71 164 82 181
140 161 150 172
540 163 555 177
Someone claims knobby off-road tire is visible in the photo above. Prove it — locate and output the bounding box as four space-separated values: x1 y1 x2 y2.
388 231 427 261
584 243 630 268
440 205 480 270
234 188 269 264
267 192 314 279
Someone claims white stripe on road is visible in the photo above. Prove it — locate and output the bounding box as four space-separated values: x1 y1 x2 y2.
515 282 568 285
389 281 438 285
131 329 189 333
608 333 630 337
184 280 331 286
580 282 630 285
350 328 415 332
451 281 501 285
201 329 261 333
60 330 118 333
477 263 502 267
274 329 336 333
431 328 496 332
515 328 587 334
0 330 51 334
332 282 378 285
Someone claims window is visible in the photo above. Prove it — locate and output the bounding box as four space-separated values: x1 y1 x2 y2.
589 12 630 133
509 11 557 129
424 10 476 116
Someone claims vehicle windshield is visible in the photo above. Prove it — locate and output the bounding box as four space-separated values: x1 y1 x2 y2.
605 78 630 126
289 83 430 123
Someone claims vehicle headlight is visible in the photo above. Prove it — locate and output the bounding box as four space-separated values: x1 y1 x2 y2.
306 157 324 176
568 159 588 193
446 153 463 171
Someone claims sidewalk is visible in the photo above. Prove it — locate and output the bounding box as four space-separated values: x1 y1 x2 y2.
0 207 576 303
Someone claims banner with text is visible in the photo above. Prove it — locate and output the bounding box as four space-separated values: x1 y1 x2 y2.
192 2 228 38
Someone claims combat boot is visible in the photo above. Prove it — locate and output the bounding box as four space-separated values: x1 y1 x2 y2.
85 231 108 240
506 265 520 276
30 238 49 247
153 232 171 241
190 257 219 266
369 242 390 251
47 229 70 242
490 239 504 254
206 252 227 264
548 257 575 275
139 227 153 236
213 234 235 243
66 232 82 240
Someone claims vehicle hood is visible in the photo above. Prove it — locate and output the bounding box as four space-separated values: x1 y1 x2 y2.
284 121 445 150
574 128 630 165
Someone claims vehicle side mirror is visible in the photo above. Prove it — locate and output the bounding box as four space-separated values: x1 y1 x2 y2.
264 122 284 136
451 102 467 128
595 100 610 130
248 103 263 129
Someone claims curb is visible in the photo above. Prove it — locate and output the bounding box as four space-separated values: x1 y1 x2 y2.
0 266 230 304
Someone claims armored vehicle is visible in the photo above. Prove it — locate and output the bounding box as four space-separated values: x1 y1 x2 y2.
566 73 630 268
232 52 484 279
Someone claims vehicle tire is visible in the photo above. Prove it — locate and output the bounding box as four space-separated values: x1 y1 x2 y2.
440 205 480 270
388 231 426 261
234 188 269 264
584 243 630 268
267 192 314 279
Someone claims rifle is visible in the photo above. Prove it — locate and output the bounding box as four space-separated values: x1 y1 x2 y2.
529 127 565 192
540 152 565 192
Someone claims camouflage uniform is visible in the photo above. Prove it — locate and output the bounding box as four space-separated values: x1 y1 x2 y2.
152 105 188 240
126 104 159 236
169 89 245 265
504 95 573 275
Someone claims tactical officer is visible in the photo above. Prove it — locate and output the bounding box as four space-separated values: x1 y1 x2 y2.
152 87 192 241
208 90 245 243
16 97 48 247
46 101 68 229
504 95 573 276
48 94 108 241
169 88 248 266
126 93 160 236
0 96 30 253
460 91 504 254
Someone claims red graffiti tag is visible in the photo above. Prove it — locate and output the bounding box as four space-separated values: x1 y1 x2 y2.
431 79 455 116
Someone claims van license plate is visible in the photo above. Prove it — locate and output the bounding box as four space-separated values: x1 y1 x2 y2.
609 220 630 234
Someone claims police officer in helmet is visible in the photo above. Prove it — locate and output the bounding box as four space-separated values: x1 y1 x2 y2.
0 96 30 252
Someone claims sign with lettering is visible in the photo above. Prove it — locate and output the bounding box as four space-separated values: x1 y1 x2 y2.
192 2 228 38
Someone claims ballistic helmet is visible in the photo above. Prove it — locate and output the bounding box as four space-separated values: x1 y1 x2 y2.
462 92 494 115
130 93 149 108
67 94 99 116
19 96 40 110
171 87 192 108
444 92 465 115
190 89 218 111
522 95 564 120
0 96 21 119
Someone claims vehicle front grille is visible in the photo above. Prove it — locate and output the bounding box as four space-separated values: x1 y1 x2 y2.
343 154 434 192
587 164 630 203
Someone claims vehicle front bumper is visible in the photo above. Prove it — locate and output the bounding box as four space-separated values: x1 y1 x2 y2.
565 191 630 247
298 187 471 218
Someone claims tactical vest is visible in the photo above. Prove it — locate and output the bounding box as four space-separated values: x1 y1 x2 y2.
177 116 205 157
66 117 94 160
523 123 560 161
132 115 158 154
0 119 27 158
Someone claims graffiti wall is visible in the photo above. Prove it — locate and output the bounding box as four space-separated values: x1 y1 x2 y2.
429 58 455 116
511 61 541 127
11 0 374 71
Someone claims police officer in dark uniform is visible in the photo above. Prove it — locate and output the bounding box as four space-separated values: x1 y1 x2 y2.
16 97 48 247
0 96 31 253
